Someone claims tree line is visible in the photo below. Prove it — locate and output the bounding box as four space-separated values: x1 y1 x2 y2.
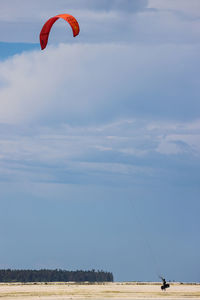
0 269 113 282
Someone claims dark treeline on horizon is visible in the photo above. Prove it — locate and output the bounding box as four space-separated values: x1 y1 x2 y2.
0 269 114 283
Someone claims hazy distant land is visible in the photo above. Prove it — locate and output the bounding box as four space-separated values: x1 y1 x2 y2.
0 282 200 299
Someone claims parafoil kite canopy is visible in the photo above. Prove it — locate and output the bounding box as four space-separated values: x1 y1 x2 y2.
40 14 80 50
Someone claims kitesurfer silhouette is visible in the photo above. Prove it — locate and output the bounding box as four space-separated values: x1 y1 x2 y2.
160 277 170 290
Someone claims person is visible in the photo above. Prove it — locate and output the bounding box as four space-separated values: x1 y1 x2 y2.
160 277 170 290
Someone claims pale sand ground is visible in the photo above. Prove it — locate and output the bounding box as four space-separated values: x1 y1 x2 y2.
0 282 200 300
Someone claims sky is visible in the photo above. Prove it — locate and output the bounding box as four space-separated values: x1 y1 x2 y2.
0 0 200 282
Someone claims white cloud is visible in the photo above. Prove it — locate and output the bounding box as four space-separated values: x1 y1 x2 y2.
0 0 147 20
0 0 200 44
0 0 200 185
0 43 199 125
0 118 200 184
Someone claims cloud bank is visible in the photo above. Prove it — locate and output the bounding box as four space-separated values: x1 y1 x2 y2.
0 0 199 186
0 42 199 186
0 43 199 125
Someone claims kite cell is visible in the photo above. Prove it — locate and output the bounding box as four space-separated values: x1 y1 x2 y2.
40 14 80 50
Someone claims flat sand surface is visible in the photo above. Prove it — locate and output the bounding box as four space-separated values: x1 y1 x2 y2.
0 282 200 300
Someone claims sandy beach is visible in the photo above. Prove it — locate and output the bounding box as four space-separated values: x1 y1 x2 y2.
0 282 200 300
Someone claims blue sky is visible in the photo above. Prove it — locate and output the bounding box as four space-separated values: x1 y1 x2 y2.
0 0 200 282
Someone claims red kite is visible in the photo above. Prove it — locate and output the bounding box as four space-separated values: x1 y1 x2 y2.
40 14 80 50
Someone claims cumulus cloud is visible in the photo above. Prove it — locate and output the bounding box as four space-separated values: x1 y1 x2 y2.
0 40 199 184
0 43 199 125
0 42 199 184
0 0 200 186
